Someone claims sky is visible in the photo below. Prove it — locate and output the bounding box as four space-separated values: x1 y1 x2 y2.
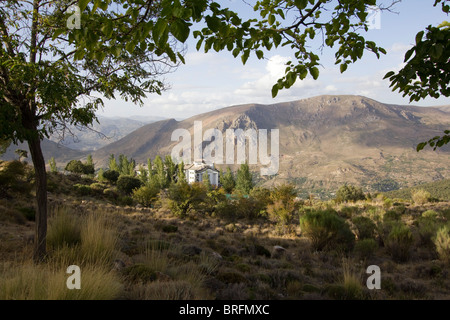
96 0 450 120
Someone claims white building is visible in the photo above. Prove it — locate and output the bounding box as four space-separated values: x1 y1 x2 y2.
184 161 220 186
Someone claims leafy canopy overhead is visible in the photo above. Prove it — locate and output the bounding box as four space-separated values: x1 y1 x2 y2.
383 0 449 151
69 0 388 98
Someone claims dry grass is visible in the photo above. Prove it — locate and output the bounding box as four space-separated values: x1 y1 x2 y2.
0 261 122 300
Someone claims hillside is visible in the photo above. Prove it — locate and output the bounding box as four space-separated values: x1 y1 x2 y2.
383 179 450 201
0 139 86 166
91 95 450 197
47 116 152 151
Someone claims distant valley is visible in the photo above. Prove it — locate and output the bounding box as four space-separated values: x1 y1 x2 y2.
2 95 450 198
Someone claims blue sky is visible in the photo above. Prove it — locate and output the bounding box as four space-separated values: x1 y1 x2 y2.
97 0 450 120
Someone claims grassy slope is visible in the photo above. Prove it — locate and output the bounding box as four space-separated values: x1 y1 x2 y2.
1 162 449 300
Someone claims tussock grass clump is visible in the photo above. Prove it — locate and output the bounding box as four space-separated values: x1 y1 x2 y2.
326 258 364 300
47 207 118 268
47 208 82 249
0 262 122 300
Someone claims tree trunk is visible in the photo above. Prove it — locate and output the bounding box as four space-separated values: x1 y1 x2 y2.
28 135 47 263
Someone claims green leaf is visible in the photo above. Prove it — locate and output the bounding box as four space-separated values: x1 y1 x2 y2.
404 48 415 62
268 14 275 25
271 84 279 98
310 67 319 80
177 52 186 64
241 50 250 65
79 0 90 11
256 50 264 59
415 31 424 44
153 19 167 43
206 16 221 33
340 64 347 73
294 0 308 10
52 28 65 41
170 20 190 43
383 71 395 79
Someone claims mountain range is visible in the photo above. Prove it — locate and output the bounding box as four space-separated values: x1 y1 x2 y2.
2 95 449 198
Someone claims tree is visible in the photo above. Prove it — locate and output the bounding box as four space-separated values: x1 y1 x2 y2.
177 160 186 184
109 154 119 172
236 163 254 194
202 171 212 190
138 164 148 184
86 154 94 168
117 175 142 195
0 139 10 155
0 0 394 262
103 169 120 184
64 160 85 175
49 157 57 173
0 1 182 261
221 167 236 193
154 155 167 189
165 155 176 184
384 1 449 151
15 149 28 162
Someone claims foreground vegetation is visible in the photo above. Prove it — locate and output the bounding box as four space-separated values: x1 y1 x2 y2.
0 159 449 300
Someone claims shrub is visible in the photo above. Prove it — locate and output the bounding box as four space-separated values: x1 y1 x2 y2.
383 198 393 209
383 210 400 222
412 189 431 205
236 196 264 220
422 210 439 219
352 216 376 240
354 238 378 260
132 185 159 207
0 160 32 196
117 175 142 195
335 185 366 203
214 200 238 220
339 206 359 219
65 160 94 175
118 196 134 206
435 225 450 264
299 209 355 252
90 183 106 195
385 223 414 262
417 216 439 247
73 184 91 196
103 187 119 199
267 184 299 231
103 170 120 184
168 182 207 217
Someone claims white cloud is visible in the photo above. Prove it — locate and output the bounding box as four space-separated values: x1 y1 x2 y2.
390 43 413 53
325 85 338 92
234 55 319 98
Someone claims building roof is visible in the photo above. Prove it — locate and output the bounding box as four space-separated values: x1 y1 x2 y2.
184 161 219 173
